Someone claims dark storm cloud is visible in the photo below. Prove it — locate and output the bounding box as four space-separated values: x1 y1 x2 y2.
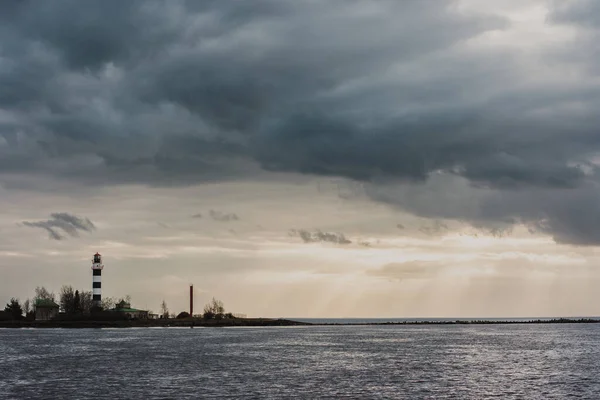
549 0 600 28
548 0 600 77
368 174 600 246
22 212 96 240
290 229 352 245
0 0 177 70
3 1 600 244
0 0 504 183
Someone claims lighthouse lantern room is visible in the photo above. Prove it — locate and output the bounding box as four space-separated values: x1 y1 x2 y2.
91 252 104 308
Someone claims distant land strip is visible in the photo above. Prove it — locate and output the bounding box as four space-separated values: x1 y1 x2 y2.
1 318 600 328
314 318 600 326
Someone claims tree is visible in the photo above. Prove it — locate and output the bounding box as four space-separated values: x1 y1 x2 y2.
101 297 116 310
59 286 87 314
34 286 55 301
4 298 23 320
176 311 191 319
23 299 31 315
203 297 225 317
74 290 81 313
160 300 169 319
22 299 34 320
79 291 93 314
60 285 76 314
33 286 55 309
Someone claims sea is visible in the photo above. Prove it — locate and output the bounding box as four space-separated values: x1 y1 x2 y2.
1 323 600 399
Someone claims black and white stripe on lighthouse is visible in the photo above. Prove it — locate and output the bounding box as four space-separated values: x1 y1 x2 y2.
92 252 104 308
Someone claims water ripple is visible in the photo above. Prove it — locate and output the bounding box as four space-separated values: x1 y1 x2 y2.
1 325 600 398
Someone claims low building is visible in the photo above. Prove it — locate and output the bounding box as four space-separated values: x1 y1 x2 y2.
35 299 59 321
111 301 149 320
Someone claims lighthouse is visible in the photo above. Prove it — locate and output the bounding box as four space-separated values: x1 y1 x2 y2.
91 252 104 308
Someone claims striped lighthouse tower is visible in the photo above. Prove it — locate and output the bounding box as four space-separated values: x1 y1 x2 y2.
91 252 104 308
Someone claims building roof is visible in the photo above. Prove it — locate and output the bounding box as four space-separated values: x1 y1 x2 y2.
35 299 59 308
112 300 147 313
113 308 148 313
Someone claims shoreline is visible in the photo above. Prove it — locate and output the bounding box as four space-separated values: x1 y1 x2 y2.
0 318 309 329
312 318 600 326
1 317 600 328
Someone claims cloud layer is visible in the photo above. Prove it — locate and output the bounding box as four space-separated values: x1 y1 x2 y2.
2 1 600 244
209 210 240 222
290 229 352 245
22 212 96 240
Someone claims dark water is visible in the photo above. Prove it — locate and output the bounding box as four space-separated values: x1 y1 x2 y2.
1 324 600 399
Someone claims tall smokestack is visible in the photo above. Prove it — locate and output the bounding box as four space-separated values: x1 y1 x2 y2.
190 284 193 316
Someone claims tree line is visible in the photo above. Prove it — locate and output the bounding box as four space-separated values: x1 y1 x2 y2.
2 286 61 320
1 285 133 320
58 285 130 314
3 287 236 321
158 297 233 320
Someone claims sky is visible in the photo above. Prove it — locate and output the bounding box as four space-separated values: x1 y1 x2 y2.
2 0 600 318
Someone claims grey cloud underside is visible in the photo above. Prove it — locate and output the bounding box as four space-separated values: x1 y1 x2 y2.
208 210 239 222
290 229 352 245
22 212 96 240
191 210 239 221
419 220 449 236
368 261 441 281
2 1 600 244
367 174 600 246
